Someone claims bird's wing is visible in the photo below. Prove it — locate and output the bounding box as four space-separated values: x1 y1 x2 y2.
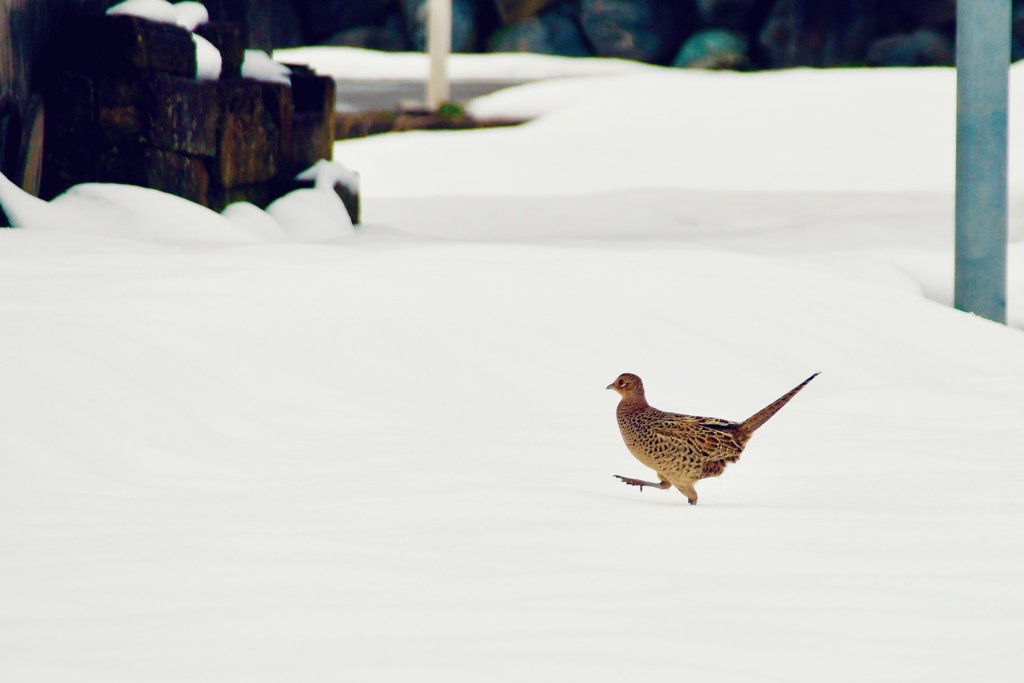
650 415 745 462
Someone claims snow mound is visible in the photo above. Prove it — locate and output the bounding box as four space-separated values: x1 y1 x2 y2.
339 65 1024 197
273 45 662 82
106 0 208 30
296 159 360 193
48 184 262 244
192 33 222 80
241 50 291 85
106 0 178 23
221 201 291 241
171 1 208 30
266 188 355 241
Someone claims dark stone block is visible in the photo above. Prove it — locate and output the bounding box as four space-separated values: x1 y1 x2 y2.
146 73 219 156
278 70 334 174
259 81 296 174
72 15 196 76
195 22 245 79
39 143 94 200
211 80 277 188
288 69 335 114
148 148 210 205
95 72 145 144
288 111 333 174
96 145 209 205
41 71 97 146
93 72 219 156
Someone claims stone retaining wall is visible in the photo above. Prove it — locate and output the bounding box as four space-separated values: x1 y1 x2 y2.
38 13 337 214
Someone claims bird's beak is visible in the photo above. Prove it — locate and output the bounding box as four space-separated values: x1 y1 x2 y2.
606 383 615 390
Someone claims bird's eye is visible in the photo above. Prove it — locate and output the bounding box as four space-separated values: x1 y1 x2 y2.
618 380 626 387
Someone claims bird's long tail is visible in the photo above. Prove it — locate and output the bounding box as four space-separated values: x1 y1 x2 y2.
739 372 819 438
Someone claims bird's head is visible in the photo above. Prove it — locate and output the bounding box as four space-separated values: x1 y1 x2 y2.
607 373 645 401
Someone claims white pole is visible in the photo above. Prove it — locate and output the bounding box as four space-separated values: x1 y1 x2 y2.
427 0 452 110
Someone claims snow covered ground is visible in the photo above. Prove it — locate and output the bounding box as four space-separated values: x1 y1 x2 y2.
2 51 1023 682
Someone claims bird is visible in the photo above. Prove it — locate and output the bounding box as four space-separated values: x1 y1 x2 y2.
608 372 818 505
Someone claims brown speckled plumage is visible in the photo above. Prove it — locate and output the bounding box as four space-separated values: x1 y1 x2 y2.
608 372 818 505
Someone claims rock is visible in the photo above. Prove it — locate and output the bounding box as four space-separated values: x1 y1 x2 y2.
145 73 220 156
72 15 196 77
211 80 277 188
97 146 210 206
94 71 219 157
265 0 306 49
865 29 954 67
758 0 879 68
1014 5 1024 62
493 0 562 24
579 0 683 64
322 25 409 51
489 5 591 57
291 0 396 45
890 0 956 30
674 29 748 69
695 0 757 31
40 71 96 152
280 67 336 175
403 0 478 52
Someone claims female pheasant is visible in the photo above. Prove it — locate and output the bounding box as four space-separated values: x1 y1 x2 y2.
608 372 818 504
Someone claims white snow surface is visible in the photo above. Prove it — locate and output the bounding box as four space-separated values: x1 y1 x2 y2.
274 45 660 81
192 33 222 81
241 49 292 85
106 1 216 78
296 158 361 193
339 64 1024 195
171 1 208 30
106 0 209 30
265 187 355 241
2 58 1024 682
106 0 178 23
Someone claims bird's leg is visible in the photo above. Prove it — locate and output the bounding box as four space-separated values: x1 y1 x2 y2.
674 483 699 505
614 475 671 492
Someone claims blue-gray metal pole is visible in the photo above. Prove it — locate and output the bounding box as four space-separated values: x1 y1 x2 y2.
955 0 1011 324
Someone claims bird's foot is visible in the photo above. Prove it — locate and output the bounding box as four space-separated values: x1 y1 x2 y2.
614 475 668 492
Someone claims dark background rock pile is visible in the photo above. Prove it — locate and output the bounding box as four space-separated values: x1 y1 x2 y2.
277 0 1024 69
